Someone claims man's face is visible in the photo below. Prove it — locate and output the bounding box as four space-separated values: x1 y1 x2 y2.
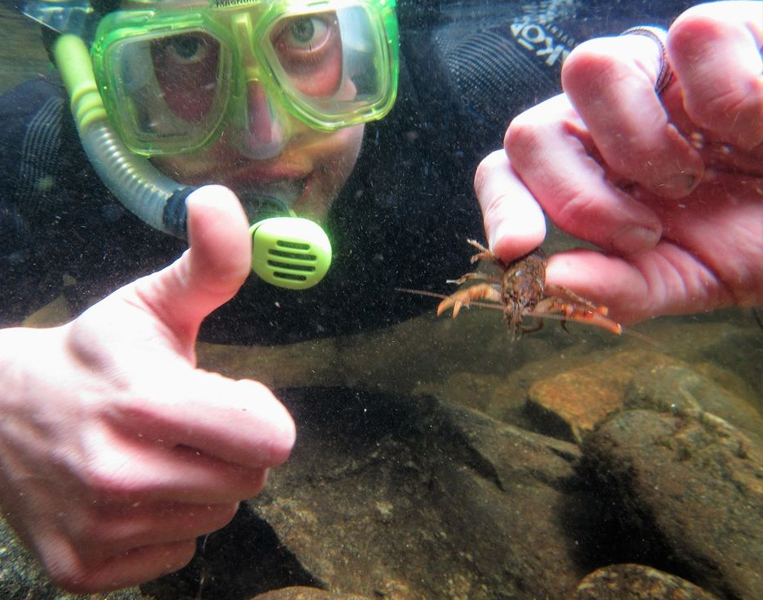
124 0 366 222
151 111 365 224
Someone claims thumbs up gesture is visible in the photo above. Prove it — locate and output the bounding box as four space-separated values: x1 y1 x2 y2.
0 186 295 592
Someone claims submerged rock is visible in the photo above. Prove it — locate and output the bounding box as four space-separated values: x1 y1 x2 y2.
525 345 763 448
251 587 373 600
146 388 594 600
582 410 763 600
526 350 681 441
624 364 763 445
572 564 721 600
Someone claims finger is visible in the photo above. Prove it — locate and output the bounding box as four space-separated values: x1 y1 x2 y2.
79 366 294 504
131 185 252 347
544 244 735 324
79 425 271 504
561 35 705 199
113 366 296 470
71 501 238 557
474 149 547 260
640 172 763 306
45 539 197 593
505 94 663 255
80 365 296 503
667 1 763 149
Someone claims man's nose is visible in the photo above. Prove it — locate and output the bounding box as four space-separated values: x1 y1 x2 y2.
235 80 288 159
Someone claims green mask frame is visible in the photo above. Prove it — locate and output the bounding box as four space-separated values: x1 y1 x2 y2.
90 0 400 156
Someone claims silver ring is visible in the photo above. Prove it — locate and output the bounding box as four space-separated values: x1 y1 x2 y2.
621 26 674 95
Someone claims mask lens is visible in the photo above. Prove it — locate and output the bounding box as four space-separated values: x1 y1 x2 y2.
271 12 344 98
151 32 220 122
99 26 232 155
265 4 395 129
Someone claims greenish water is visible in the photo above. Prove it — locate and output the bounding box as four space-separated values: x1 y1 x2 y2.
0 8 51 93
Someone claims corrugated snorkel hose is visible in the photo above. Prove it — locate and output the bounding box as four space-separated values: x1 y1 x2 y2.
53 34 191 237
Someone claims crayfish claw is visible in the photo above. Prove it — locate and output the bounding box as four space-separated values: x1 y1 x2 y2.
436 296 467 317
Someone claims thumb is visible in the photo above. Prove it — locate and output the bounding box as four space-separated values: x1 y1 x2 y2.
131 185 252 347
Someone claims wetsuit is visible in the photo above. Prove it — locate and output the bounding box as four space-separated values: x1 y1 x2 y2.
0 0 695 344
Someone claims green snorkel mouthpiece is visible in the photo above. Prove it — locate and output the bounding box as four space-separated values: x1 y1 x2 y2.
249 215 332 290
240 193 332 290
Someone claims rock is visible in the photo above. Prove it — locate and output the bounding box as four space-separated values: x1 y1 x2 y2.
525 342 763 446
656 320 763 402
526 350 682 441
582 410 763 600
251 587 373 600
145 388 594 600
624 364 763 445
572 564 721 600
414 371 508 414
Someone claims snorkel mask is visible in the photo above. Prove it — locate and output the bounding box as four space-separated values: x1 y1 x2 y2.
23 0 399 289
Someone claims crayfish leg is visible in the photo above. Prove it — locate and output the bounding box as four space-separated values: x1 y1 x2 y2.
544 283 603 313
533 297 623 335
520 318 544 336
466 239 504 267
437 284 502 318
447 272 502 286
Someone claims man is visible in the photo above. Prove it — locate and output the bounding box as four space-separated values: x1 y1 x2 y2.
4 0 757 593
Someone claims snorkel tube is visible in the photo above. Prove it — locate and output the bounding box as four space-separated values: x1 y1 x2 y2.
52 33 332 289
54 34 190 237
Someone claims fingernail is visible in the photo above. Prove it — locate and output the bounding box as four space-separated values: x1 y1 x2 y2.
613 226 660 255
652 172 700 199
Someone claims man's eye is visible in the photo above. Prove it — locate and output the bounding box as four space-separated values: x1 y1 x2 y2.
281 16 331 50
164 34 210 64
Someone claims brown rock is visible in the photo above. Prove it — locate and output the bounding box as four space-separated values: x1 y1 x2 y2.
653 320 763 402
583 410 763 600
247 392 587 600
146 390 591 600
527 350 681 441
251 587 372 600
572 564 721 600
624 364 763 446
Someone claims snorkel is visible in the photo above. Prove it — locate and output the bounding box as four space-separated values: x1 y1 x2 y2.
52 32 191 236
20 0 402 289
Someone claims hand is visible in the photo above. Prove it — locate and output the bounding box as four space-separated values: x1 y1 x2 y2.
0 186 296 592
475 1 763 324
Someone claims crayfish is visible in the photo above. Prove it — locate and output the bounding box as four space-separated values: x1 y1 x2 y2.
401 239 623 341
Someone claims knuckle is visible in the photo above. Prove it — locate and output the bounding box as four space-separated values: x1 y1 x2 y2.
235 377 276 399
693 85 751 122
505 110 545 156
504 95 567 157
551 187 596 230
230 467 269 500
204 502 240 531
71 508 108 545
503 94 578 159
79 459 141 499
562 37 623 83
669 3 724 34
247 469 269 496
